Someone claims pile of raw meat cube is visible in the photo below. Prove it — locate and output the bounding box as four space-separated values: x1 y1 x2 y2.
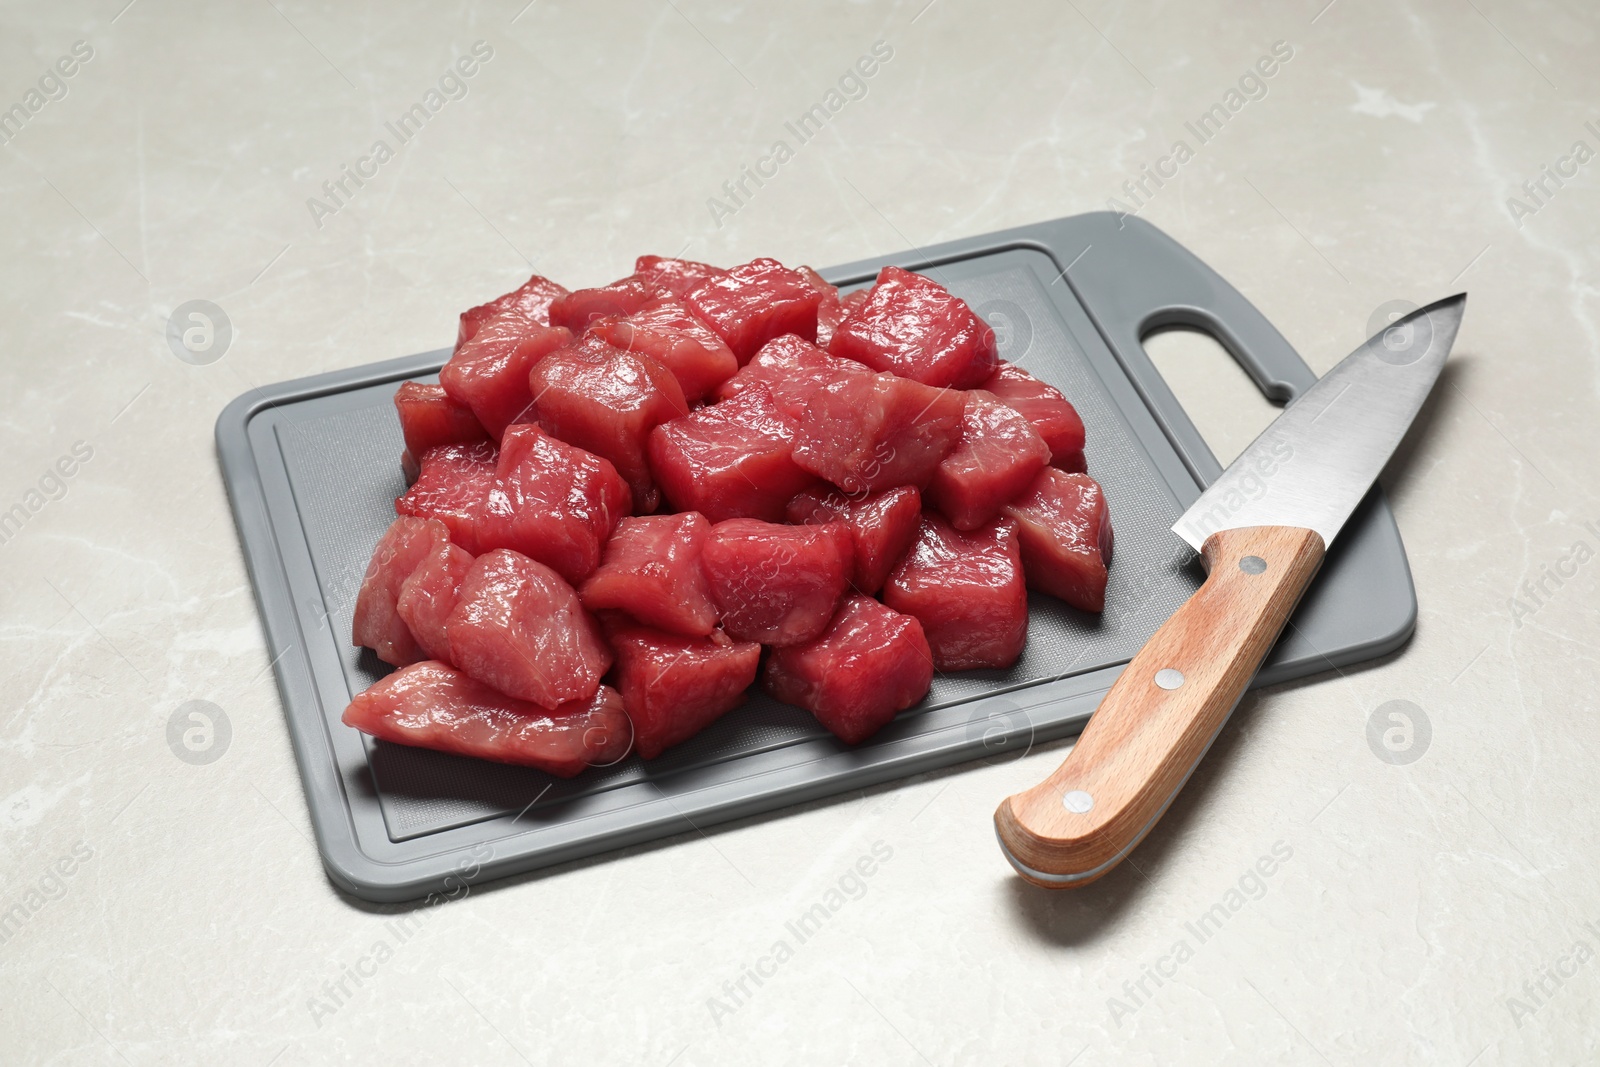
344 255 1114 775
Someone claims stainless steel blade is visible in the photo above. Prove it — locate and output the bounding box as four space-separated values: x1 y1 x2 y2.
1172 293 1465 552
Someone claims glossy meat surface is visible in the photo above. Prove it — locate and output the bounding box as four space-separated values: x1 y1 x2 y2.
439 315 572 438
352 516 452 666
343 662 631 777
928 389 1051 531
445 549 612 707
606 620 760 759
1003 469 1114 612
648 383 819 522
682 257 823 363
785 485 921 595
828 265 998 389
548 273 654 334
980 363 1087 466
634 254 726 298
763 595 933 744
579 512 718 636
393 381 489 458
395 442 497 556
816 287 867 349
590 295 738 404
395 535 474 662
790 370 964 494
475 424 631 584
528 334 688 513
714 334 871 419
700 518 852 646
457 274 569 347
883 512 1027 671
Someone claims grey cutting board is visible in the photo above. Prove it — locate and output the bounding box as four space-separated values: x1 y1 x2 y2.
216 213 1416 903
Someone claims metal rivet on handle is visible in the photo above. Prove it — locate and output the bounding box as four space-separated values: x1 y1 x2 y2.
1154 669 1185 690
1062 790 1094 814
1240 555 1268 574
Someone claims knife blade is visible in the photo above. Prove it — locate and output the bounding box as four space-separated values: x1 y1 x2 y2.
994 294 1465 889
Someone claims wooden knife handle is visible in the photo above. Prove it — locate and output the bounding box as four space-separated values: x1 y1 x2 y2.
995 525 1326 888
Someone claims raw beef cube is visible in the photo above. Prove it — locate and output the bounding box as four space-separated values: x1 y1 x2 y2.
445 549 612 707
682 257 823 363
700 518 852 646
528 334 688 513
786 485 922 595
579 512 718 636
352 516 451 666
884 512 1027 671
548 274 654 334
1003 469 1114 612
606 620 760 759
763 595 933 744
439 313 572 438
395 442 497 555
790 370 964 495
798 265 874 352
401 449 420 485
829 265 999 389
796 265 836 299
928 389 1052 531
1056 450 1088 474
475 424 631 584
393 381 489 457
817 287 868 349
395 536 475 662
342 662 631 776
980 363 1087 466
713 334 871 418
635 254 726 298
590 295 738 403
648 383 819 523
458 274 569 347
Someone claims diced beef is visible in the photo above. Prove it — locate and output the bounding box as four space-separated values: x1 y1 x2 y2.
648 383 819 522
681 257 824 363
883 512 1027 671
1003 469 1114 612
395 442 497 555
635 254 727 298
342 661 631 777
928 389 1052 531
528 333 688 513
828 265 999 388
700 518 852 646
789 370 964 495
786 485 922 595
763 595 933 744
395 535 475 663
393 381 489 458
439 313 572 438
445 549 612 707
714 334 872 418
352 516 451 666
548 274 654 334
458 274 569 347
980 363 1087 466
475 424 631 584
579 512 718 636
606 620 760 759
818 287 868 349
590 295 738 404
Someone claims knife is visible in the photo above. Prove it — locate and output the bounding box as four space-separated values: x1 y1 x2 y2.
994 293 1465 888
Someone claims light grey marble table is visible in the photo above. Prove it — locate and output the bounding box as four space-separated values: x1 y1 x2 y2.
3 1 1597 1063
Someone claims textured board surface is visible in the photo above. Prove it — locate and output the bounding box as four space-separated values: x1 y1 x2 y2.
217 214 1417 901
